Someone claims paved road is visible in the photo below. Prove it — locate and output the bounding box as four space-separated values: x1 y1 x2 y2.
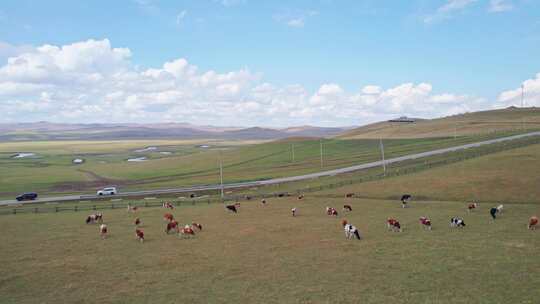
2 130 539 206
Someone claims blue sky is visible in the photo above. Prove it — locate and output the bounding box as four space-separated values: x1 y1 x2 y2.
0 0 539 126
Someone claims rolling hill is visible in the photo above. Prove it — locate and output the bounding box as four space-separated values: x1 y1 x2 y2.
339 107 540 139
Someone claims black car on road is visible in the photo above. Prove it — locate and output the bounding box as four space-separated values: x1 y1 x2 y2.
16 192 38 201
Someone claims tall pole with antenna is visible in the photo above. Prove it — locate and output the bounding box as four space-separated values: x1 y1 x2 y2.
379 138 386 176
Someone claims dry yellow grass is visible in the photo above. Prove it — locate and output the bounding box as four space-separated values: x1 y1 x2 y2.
321 142 540 203
0 196 539 304
340 107 540 139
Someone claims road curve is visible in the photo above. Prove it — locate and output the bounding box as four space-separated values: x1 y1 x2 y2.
2 131 539 206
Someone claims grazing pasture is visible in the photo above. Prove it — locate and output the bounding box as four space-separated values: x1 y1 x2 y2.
0 131 530 199
1 196 538 304
321 142 540 204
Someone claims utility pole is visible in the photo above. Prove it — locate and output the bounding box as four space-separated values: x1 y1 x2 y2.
379 138 386 176
521 84 525 130
319 139 324 168
291 143 295 162
219 153 224 199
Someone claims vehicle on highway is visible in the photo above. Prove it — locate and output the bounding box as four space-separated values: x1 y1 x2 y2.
16 192 38 201
97 187 118 196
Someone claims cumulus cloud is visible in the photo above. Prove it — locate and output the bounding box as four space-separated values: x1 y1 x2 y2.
488 0 513 13
0 38 503 126
496 73 540 107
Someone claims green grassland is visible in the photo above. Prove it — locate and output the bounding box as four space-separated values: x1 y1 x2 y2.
2 129 540 303
317 142 540 204
0 196 538 304
0 130 529 199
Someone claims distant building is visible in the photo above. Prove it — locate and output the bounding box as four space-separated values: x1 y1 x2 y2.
388 116 416 123
72 158 84 164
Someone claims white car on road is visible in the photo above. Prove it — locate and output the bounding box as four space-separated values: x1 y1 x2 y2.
97 187 117 196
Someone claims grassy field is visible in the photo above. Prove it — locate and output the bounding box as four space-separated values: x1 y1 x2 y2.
340 107 540 139
0 130 529 200
317 142 540 204
0 195 538 304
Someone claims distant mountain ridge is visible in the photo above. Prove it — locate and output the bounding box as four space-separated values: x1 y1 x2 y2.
0 122 353 141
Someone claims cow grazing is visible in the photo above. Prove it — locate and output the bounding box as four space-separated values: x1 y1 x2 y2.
127 204 139 213
99 224 108 239
291 207 297 217
297 194 304 200
163 213 174 222
528 216 538 230
496 204 504 215
226 203 240 213
135 229 144 243
85 213 103 224
86 214 96 224
490 207 499 220
342 220 361 240
419 216 432 230
467 202 479 213
401 194 411 208
134 217 141 226
191 222 203 231
345 193 355 198
180 225 195 238
166 221 179 234
162 202 174 209
326 207 338 216
343 205 352 212
387 218 402 232
450 217 466 228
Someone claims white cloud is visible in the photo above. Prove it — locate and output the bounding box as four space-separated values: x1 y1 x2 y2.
488 0 513 13
133 0 160 15
0 38 517 127
287 18 305 28
0 41 35 63
496 73 540 107
275 10 318 28
424 0 477 24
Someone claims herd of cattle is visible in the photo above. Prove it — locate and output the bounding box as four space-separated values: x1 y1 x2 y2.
84 194 539 242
